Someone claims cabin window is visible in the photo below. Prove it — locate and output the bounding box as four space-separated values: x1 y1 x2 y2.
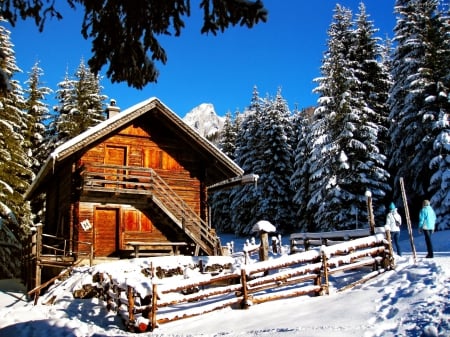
105 145 127 166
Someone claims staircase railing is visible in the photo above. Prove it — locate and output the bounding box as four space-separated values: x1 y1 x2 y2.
147 169 220 255
81 164 220 255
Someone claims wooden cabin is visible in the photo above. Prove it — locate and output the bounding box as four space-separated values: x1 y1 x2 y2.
25 97 244 261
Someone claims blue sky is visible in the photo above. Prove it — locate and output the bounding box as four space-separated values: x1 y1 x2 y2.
9 1 396 117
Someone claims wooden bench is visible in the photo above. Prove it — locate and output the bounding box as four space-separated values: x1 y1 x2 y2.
127 241 188 258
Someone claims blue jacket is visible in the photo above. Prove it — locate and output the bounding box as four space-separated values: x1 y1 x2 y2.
419 205 436 230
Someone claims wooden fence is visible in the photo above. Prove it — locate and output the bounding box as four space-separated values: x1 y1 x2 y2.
84 230 393 332
290 227 386 253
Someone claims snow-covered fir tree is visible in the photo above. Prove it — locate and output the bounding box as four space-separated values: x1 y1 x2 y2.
306 4 390 231
423 3 450 229
219 110 239 158
0 19 33 242
23 61 52 174
210 110 239 233
388 0 447 211
307 5 356 231
254 89 295 233
290 107 315 231
429 110 450 230
23 61 52 227
47 59 107 151
230 87 265 235
73 58 107 127
348 3 391 223
46 69 75 151
377 37 394 159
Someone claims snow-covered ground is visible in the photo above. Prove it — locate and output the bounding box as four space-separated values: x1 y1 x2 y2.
0 228 449 337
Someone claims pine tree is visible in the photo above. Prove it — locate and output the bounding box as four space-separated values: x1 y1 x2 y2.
306 4 390 231
349 3 391 223
0 19 33 241
230 87 265 235
46 70 75 151
254 89 294 233
48 59 107 151
425 3 450 229
307 5 356 231
388 0 444 210
377 37 394 161
218 110 238 159
23 61 52 226
210 110 239 233
23 61 52 174
290 107 314 231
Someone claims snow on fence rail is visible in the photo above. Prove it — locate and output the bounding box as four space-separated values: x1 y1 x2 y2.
289 227 386 253
59 230 393 333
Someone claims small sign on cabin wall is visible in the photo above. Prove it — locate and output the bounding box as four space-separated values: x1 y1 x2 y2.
81 219 92 231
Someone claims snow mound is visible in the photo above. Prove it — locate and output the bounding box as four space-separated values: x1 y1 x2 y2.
252 220 276 233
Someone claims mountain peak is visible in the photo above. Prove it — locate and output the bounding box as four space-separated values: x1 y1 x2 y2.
183 103 224 140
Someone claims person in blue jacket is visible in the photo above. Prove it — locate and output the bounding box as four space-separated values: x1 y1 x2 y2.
418 199 437 258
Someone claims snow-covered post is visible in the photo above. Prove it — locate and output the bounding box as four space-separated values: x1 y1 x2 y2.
252 220 276 263
365 190 375 235
260 232 269 262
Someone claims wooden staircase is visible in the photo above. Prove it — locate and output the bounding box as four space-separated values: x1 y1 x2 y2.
146 169 221 255
82 164 222 256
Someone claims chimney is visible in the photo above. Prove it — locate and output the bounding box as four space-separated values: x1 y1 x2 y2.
106 99 120 118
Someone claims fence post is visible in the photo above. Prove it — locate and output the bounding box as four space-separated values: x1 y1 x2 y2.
365 190 375 235
258 231 269 262
384 229 395 270
320 250 329 295
150 283 158 331
305 238 310 251
34 224 43 304
127 286 135 331
240 268 250 309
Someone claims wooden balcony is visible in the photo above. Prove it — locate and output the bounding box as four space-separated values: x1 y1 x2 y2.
81 164 157 196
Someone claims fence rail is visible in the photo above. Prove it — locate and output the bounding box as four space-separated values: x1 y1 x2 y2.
290 228 385 253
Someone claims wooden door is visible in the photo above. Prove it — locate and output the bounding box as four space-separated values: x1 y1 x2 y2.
105 145 127 185
94 207 119 257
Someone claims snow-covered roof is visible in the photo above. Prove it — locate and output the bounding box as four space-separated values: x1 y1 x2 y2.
25 97 243 199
